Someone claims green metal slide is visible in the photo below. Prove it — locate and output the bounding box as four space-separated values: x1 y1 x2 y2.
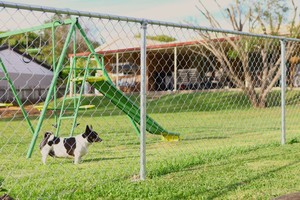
83 76 180 141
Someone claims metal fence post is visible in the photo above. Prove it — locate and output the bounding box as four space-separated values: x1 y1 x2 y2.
174 47 178 91
280 40 286 145
140 20 147 180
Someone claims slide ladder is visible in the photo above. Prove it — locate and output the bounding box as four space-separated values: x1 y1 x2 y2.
54 54 101 136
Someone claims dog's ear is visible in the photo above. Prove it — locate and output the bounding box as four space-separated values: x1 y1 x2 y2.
90 125 93 130
85 125 90 133
44 131 52 138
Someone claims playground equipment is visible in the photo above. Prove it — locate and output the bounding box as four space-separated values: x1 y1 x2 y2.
0 17 179 159
22 32 43 63
0 103 13 107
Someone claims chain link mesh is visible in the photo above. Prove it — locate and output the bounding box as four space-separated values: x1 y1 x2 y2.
0 3 300 199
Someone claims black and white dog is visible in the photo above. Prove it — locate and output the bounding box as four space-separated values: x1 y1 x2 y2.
39 125 102 164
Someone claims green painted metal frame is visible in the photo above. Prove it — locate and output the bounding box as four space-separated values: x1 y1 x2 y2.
26 18 108 157
1 16 178 159
70 53 97 135
51 20 64 126
75 22 142 137
26 18 78 158
53 28 77 136
0 59 35 135
54 52 101 137
0 19 74 38
0 19 75 139
0 17 142 158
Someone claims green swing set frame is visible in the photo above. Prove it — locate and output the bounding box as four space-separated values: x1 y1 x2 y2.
0 17 179 159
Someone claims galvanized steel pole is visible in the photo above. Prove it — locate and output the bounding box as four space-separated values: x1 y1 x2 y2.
140 21 147 180
280 40 286 145
174 47 177 91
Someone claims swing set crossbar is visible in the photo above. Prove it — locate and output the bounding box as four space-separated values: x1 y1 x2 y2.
0 18 75 39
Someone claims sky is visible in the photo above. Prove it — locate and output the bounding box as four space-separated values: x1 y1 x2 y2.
1 0 300 41
2 0 299 29
0 0 233 25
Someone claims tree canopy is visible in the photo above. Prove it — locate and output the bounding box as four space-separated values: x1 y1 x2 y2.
196 0 300 107
135 34 176 42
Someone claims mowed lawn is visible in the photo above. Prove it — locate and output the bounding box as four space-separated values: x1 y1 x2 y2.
1 90 300 199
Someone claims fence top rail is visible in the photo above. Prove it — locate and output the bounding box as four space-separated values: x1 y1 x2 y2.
1 1 300 42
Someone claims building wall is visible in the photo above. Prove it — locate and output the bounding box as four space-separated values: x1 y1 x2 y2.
0 48 54 103
0 87 65 104
100 46 228 92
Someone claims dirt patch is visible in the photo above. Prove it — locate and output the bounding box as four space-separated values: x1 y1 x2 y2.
0 105 44 118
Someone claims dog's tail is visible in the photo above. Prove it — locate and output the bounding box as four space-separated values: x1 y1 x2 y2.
39 132 53 150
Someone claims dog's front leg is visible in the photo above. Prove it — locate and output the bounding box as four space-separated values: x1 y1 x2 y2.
42 155 47 165
74 155 81 164
41 147 50 164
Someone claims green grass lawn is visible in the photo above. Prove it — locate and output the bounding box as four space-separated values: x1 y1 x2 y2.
1 90 300 199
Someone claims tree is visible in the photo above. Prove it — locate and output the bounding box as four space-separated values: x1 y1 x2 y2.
0 31 42 52
196 0 300 107
135 34 176 42
41 14 100 67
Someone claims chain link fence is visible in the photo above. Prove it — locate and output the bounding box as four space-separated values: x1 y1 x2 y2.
0 1 300 199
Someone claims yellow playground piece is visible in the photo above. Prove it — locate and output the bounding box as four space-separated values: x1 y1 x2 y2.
0 103 13 107
34 104 95 111
78 105 95 109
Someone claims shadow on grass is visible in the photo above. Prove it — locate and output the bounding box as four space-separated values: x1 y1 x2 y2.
83 155 139 163
205 160 300 199
147 143 280 178
183 136 229 141
0 177 7 192
179 151 283 173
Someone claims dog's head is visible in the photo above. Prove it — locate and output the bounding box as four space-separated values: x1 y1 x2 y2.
39 131 53 150
82 125 102 143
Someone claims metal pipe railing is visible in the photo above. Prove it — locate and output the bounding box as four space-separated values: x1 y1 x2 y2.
1 1 300 42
